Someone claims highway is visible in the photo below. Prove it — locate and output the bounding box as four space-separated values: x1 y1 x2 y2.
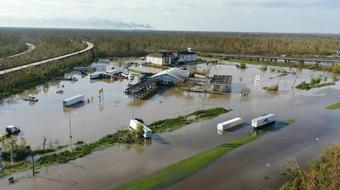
0 43 36 61
209 53 340 65
0 41 94 76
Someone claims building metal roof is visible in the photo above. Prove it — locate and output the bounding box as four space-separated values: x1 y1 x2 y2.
152 68 190 80
147 52 170 58
210 75 233 85
179 51 197 55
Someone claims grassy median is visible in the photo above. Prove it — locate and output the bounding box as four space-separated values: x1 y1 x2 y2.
149 107 230 133
113 134 258 190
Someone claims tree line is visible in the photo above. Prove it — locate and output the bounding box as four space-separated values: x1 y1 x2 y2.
86 31 340 58
0 34 27 59
0 28 339 101
0 51 94 101
0 35 86 71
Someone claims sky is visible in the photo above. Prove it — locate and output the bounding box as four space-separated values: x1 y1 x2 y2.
0 0 340 33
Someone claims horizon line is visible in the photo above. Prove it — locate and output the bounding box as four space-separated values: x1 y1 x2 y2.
0 26 339 36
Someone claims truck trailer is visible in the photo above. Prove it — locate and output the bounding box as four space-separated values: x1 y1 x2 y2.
251 114 276 128
217 117 244 131
129 119 152 139
63 95 85 107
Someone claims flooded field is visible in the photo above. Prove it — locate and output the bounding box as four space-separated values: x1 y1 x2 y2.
1 60 340 190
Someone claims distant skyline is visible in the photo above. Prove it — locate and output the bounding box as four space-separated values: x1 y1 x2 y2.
0 0 340 33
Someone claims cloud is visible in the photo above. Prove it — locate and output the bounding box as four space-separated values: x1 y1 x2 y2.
228 0 340 9
0 17 153 30
0 0 339 33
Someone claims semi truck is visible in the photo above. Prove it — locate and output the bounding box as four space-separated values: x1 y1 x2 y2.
63 95 85 107
217 117 244 131
129 119 152 139
251 114 276 128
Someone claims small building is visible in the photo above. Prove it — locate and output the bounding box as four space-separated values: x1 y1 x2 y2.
146 52 172 65
178 48 198 63
90 63 108 71
152 68 190 85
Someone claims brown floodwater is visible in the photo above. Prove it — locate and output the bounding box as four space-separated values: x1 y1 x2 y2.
0 60 339 190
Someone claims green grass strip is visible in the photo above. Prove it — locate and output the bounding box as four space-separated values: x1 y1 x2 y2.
326 102 340 110
280 182 291 190
284 119 296 125
113 134 258 190
149 107 230 133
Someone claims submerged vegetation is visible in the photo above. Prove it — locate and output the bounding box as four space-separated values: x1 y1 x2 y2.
235 62 247 69
326 102 340 110
113 134 258 190
0 108 230 178
149 107 230 133
36 129 144 166
0 129 144 177
283 145 340 190
284 119 296 125
296 77 335 90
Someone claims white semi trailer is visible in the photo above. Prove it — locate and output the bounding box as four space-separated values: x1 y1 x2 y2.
251 114 276 128
129 119 152 139
217 117 244 131
63 95 85 107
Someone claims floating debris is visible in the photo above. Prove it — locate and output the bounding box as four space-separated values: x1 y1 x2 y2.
56 90 64 94
263 84 279 91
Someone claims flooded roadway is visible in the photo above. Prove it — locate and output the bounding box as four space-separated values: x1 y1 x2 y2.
0 60 339 190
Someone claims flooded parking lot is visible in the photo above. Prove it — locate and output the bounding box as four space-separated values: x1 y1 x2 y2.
1 60 339 190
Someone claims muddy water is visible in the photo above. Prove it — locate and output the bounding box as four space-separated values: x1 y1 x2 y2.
0 60 339 190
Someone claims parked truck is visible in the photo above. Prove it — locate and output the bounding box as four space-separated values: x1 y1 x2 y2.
129 119 152 139
5 125 20 135
217 117 244 131
251 114 276 128
63 95 85 107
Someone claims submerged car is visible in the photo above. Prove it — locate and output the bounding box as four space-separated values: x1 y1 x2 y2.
24 96 38 102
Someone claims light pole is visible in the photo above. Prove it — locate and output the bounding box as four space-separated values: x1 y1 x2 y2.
68 111 73 151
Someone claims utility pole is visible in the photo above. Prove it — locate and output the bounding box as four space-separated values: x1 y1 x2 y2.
31 154 35 176
68 111 73 151
42 136 46 152
9 143 14 163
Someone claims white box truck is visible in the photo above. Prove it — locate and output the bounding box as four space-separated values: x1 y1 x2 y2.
217 117 244 131
129 119 152 139
251 114 276 128
63 95 85 107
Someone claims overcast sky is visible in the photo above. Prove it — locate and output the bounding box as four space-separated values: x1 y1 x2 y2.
0 0 339 33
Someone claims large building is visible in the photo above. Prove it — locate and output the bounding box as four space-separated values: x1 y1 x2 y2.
146 48 197 65
146 52 172 65
152 68 190 85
